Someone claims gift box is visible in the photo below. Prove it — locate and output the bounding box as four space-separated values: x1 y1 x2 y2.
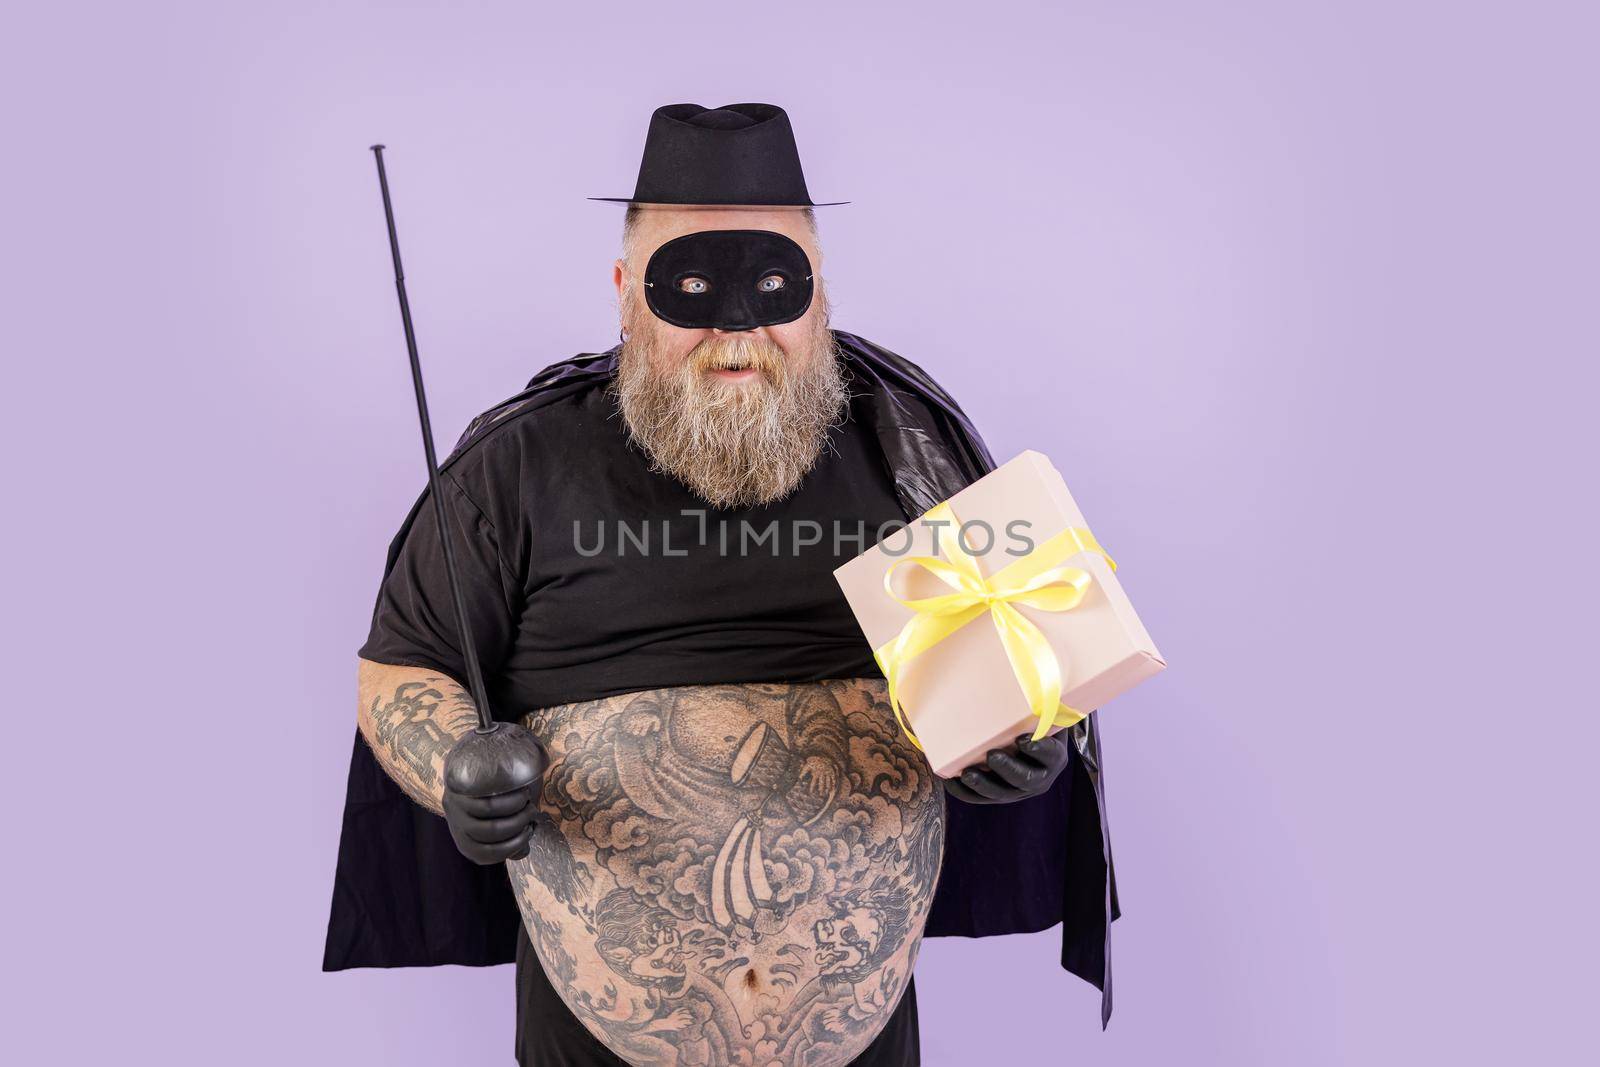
834 451 1166 778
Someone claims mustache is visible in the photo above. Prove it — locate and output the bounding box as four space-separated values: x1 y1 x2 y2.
685 334 789 379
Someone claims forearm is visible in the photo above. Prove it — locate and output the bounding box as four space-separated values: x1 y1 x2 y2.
357 658 481 815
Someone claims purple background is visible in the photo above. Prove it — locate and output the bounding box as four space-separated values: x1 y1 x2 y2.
8 2 1596 1063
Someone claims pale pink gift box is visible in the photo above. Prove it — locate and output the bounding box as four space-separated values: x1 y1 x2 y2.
833 451 1166 778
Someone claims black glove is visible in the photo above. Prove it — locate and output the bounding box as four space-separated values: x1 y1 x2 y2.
944 731 1071 805
442 723 547 864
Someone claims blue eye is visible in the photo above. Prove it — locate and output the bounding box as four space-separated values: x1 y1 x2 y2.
756 274 786 293
679 276 710 295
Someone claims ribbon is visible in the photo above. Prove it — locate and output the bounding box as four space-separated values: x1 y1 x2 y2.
873 502 1116 750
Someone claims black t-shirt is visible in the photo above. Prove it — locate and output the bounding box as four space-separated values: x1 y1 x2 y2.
359 375 908 714
362 373 920 1065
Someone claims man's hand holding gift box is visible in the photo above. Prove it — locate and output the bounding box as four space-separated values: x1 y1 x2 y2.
834 450 1167 788
944 731 1073 804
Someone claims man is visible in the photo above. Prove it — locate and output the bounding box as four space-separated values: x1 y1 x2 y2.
325 103 1118 1066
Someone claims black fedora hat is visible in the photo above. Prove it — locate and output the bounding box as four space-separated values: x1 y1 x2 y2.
590 102 847 207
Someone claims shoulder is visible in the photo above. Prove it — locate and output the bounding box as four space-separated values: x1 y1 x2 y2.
831 328 996 483
831 329 969 414
430 346 621 521
443 345 621 473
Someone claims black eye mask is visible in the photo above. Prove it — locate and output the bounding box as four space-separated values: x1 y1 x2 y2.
643 229 814 331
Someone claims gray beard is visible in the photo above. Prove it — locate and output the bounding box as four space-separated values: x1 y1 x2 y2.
611 320 848 510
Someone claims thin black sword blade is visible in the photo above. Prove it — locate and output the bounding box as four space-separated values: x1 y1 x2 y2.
369 144 496 733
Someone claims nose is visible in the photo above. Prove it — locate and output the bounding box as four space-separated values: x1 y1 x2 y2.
712 325 758 334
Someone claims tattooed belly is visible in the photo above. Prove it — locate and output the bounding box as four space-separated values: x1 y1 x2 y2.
509 679 945 1067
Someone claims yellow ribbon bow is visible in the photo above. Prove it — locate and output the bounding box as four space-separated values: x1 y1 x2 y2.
873 502 1116 750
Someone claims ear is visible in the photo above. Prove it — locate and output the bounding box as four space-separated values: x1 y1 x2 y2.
613 258 626 300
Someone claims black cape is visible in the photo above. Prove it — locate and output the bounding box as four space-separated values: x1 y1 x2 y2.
323 330 1121 1025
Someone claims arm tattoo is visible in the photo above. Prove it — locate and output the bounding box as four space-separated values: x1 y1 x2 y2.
366 676 479 814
